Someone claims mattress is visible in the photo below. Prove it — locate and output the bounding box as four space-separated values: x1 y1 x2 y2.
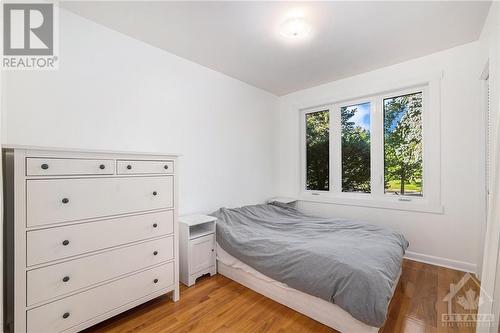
216 243 400 333
211 203 408 327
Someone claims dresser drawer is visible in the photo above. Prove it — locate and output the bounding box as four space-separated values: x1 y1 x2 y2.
27 262 174 333
27 210 173 266
117 160 174 175
27 236 174 306
26 158 114 176
27 176 173 227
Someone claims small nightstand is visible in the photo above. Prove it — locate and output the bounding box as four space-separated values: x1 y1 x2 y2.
179 214 217 286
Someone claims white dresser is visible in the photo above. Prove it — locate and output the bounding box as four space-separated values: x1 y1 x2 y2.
3 147 180 333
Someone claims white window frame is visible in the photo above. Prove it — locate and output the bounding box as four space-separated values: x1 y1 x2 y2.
299 77 442 213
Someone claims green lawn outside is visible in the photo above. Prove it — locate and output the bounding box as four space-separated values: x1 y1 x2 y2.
386 179 422 193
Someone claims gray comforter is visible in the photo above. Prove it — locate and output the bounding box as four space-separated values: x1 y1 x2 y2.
211 203 408 327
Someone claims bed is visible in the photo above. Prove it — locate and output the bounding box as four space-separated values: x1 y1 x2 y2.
210 202 408 333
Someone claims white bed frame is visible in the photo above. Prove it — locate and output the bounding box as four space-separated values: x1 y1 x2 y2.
216 245 401 333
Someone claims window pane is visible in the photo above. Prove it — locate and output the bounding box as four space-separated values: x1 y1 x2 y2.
341 102 371 193
306 110 329 191
384 92 423 196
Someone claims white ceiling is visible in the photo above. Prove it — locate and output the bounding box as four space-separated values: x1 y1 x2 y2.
61 1 491 96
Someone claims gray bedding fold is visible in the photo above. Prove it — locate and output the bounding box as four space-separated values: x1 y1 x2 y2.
211 203 408 327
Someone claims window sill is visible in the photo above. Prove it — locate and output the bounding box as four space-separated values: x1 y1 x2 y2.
298 192 444 214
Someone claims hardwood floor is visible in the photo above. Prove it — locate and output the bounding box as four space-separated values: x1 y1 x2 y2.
83 259 479 333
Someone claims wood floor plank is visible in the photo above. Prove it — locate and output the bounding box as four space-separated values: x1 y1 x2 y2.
83 260 479 333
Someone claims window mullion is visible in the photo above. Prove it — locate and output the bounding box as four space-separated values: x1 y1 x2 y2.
331 104 342 194
371 96 385 198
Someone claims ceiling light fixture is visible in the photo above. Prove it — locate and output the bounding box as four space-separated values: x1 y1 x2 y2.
279 17 311 39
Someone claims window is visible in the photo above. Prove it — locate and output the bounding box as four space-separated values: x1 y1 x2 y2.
305 110 329 191
383 92 423 197
300 81 441 213
341 102 371 193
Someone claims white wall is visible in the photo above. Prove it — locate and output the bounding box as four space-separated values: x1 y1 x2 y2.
1 9 279 215
278 42 485 273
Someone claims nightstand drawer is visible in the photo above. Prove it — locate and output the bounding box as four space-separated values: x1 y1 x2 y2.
27 236 174 306
27 210 173 266
117 160 174 175
26 158 114 176
190 234 216 275
27 176 173 227
27 262 174 333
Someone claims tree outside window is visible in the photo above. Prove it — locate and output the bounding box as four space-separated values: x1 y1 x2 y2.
384 92 423 196
341 103 371 193
306 110 329 191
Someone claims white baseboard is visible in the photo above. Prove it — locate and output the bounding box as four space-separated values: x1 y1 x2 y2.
405 251 477 275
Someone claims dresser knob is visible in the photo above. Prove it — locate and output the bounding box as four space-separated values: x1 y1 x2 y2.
99 164 105 170
211 249 214 252
164 165 169 170
153 223 158 228
153 251 158 256
153 191 157 196
41 163 49 170
62 312 70 319
127 165 132 170
62 240 70 246
62 198 69 204
153 278 159 284
62 276 70 282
